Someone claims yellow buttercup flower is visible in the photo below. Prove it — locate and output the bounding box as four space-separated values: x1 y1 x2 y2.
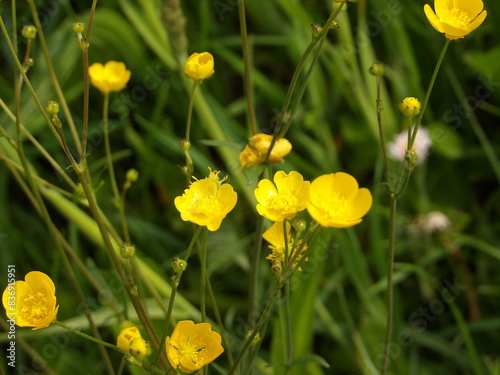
174 169 237 231
307 172 372 228
263 221 307 271
424 0 487 40
166 320 224 373
254 171 310 222
2 271 59 330
184 52 215 81
89 61 131 94
239 133 292 168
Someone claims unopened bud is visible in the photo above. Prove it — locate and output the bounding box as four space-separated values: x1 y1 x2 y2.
72 22 85 33
45 101 60 115
172 258 187 273
399 97 421 117
21 25 37 39
245 331 261 346
126 169 139 183
405 149 418 169
120 243 135 259
369 62 384 76
311 24 323 40
179 139 191 150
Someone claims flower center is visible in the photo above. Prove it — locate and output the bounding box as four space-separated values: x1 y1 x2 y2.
20 292 49 323
179 342 204 365
187 192 217 216
323 192 349 222
441 8 470 28
265 192 298 214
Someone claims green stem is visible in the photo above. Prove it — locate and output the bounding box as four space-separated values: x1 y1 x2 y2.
55 320 125 354
375 75 390 184
264 2 345 163
200 227 208 322
248 215 265 327
153 225 203 368
380 194 397 375
238 0 258 135
102 93 131 242
409 39 450 148
26 0 82 156
284 278 293 374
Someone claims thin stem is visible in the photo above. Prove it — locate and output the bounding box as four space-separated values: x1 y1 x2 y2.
182 81 198 184
55 320 125 354
376 75 390 184
409 39 450 148
153 225 203 368
102 93 131 242
26 0 82 155
81 0 99 160
264 2 345 163
248 215 265 327
380 194 397 375
238 0 258 135
200 227 208 322
185 81 198 141
284 278 293 374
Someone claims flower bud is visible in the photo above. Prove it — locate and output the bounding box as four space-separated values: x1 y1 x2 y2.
399 97 421 117
120 243 135 259
72 22 85 33
172 258 187 273
126 169 139 183
179 139 191 150
129 337 151 360
21 25 37 39
292 219 307 232
369 62 384 76
26 58 35 67
311 24 323 40
245 330 261 346
45 101 60 115
405 149 418 170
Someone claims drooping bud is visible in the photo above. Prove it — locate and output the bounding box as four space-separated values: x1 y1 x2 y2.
126 169 139 183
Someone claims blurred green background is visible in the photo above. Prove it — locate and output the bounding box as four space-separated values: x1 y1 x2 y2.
1 0 499 374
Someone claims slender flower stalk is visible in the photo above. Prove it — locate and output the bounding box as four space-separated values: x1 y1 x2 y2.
153 226 203 368
26 0 82 156
264 2 345 162
200 227 209 322
238 0 258 135
409 39 450 148
182 81 198 183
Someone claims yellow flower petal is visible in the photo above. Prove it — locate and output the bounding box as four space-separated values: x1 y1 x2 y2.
184 52 215 81
89 61 131 94
424 4 444 33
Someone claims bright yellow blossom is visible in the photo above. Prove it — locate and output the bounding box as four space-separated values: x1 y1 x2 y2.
184 52 215 81
424 0 487 40
88 61 131 94
263 221 307 271
307 172 372 228
175 169 237 231
2 271 59 330
166 320 224 373
399 97 421 117
254 171 310 222
240 134 292 168
117 323 142 352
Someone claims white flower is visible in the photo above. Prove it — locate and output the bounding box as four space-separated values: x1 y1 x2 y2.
388 128 432 164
